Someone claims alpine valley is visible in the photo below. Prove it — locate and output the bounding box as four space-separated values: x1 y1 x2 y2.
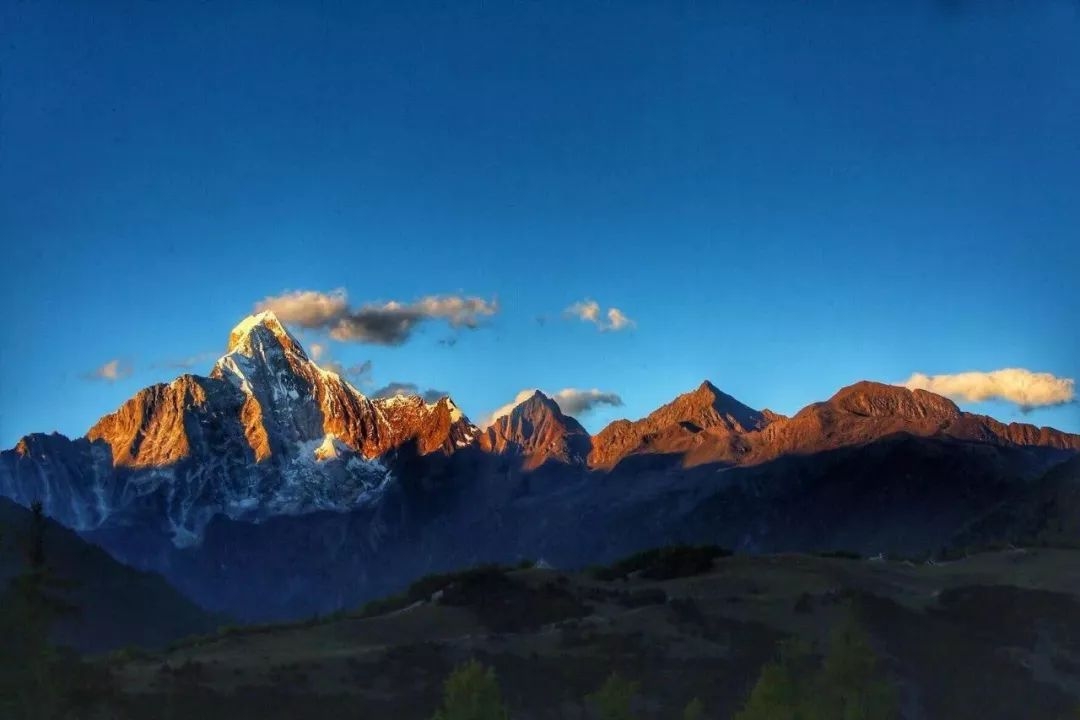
2 311 1078 621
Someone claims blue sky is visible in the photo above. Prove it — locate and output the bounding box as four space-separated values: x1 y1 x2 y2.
1 0 1078 447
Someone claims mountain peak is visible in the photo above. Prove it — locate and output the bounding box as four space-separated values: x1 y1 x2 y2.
482 390 590 467
827 381 962 420
225 310 308 360
656 380 765 432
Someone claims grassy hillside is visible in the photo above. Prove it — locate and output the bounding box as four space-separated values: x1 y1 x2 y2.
0 498 221 653
100 547 1080 719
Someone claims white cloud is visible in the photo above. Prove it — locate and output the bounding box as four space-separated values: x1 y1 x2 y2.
482 387 623 427
86 359 133 382
900 368 1075 411
565 299 635 332
255 289 349 328
254 289 498 345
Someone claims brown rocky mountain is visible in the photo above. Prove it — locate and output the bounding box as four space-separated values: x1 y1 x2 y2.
588 380 778 469
480 390 591 469
373 394 479 455
1 311 480 542
590 379 1080 470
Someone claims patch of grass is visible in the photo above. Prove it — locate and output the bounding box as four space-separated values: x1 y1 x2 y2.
593 545 731 581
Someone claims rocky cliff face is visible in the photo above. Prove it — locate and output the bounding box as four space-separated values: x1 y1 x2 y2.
374 394 480 455
589 381 775 469
0 311 478 546
590 380 1080 470
481 391 591 468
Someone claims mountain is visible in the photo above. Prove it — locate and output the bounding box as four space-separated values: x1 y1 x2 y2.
0 311 478 549
374 394 479 456
0 497 218 653
589 380 777 469
592 379 1080 470
480 390 592 468
2 310 1079 620
950 454 1080 550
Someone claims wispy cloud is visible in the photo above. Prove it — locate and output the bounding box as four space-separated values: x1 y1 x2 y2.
84 359 133 383
900 368 1076 412
482 387 623 427
564 299 635 332
372 382 448 404
255 289 498 345
550 388 624 416
153 351 216 371
325 359 373 383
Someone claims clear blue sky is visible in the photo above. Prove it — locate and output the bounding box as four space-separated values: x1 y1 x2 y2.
2 0 1078 447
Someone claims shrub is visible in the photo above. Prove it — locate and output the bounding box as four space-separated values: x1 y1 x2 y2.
735 611 899 720
683 697 705 720
587 672 640 720
431 659 509 720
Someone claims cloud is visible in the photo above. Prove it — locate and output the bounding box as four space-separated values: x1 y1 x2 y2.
550 388 624 416
85 359 133 382
255 289 349 328
255 289 498 345
324 359 373 383
482 387 623 427
900 368 1076 412
372 382 448 404
564 299 635 332
308 342 328 362
153 352 216 371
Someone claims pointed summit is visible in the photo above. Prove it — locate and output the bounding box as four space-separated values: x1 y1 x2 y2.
659 380 765 433
588 381 770 469
225 310 308 360
481 389 590 468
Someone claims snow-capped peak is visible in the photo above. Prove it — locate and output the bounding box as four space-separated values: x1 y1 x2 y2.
225 310 307 360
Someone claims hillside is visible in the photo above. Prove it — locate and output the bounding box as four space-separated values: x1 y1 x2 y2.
103 548 1080 720
0 498 220 653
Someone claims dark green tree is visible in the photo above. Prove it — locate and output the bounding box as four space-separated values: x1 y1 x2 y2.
587 672 639 720
431 659 510 720
736 611 899 720
682 696 705 720
734 639 816 720
813 613 899 720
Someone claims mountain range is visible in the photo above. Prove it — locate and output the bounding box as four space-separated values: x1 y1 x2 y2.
2 310 1078 620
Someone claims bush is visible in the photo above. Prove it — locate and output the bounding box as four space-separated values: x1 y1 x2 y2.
593 545 731 581
587 672 640 720
431 659 509 720
735 611 899 720
683 697 705 720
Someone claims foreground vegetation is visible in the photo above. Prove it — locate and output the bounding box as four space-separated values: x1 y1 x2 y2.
4 534 1080 718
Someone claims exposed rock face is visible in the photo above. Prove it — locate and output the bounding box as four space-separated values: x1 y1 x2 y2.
0 311 478 546
373 395 480 455
588 381 775 469
590 380 1080 470
481 391 591 468
751 381 1080 462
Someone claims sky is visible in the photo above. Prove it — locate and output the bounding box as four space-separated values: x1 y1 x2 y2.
1 0 1078 447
